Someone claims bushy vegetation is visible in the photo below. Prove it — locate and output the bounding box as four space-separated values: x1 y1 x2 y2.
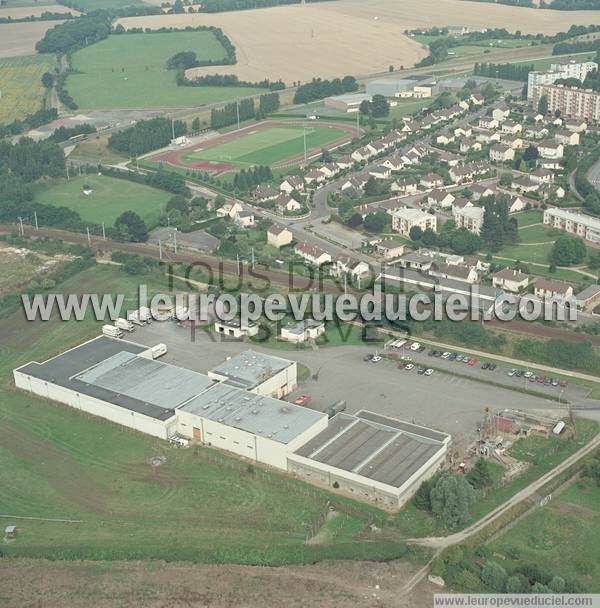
108 117 187 156
474 62 533 82
293 76 358 104
35 12 112 54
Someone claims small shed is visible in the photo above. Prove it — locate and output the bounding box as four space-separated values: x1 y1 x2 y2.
4 525 16 539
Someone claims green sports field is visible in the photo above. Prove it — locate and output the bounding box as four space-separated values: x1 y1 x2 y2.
32 174 171 226
66 32 264 110
182 125 349 168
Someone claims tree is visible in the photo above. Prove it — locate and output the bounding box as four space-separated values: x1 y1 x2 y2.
430 472 476 529
414 478 434 511
364 176 379 196
41 72 54 88
363 210 387 233
191 117 200 131
421 228 438 247
371 94 390 118
359 99 372 115
538 94 549 115
505 575 527 593
410 226 424 241
499 172 513 187
467 458 493 489
450 229 481 255
481 561 508 592
550 235 587 266
522 145 539 162
114 211 148 242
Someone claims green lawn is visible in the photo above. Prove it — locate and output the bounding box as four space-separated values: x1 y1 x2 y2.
518 224 561 244
497 242 553 265
514 209 543 227
182 125 348 168
67 32 264 110
63 0 151 9
387 97 437 122
0 55 56 124
32 174 171 227
489 477 600 590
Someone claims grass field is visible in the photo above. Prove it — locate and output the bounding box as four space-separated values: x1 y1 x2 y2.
32 175 171 227
67 32 265 110
182 125 348 168
0 264 420 565
489 477 600 590
518 224 562 244
62 0 151 10
515 209 544 227
0 55 55 124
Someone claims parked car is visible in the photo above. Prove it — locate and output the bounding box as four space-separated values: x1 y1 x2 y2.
372 355 382 363
417 367 427 375
467 357 476 366
537 375 546 383
364 354 373 361
428 350 436 356
559 380 568 387
398 362 406 369
410 342 421 351
294 395 312 406
482 362 489 370
507 369 517 377
524 371 533 379
529 375 538 383
488 363 497 371
441 352 451 359
417 345 426 352
405 363 415 371
551 378 559 387
449 353 457 361
424 368 434 376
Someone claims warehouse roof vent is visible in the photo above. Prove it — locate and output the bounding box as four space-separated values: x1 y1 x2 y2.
251 409 259 415
280 406 290 414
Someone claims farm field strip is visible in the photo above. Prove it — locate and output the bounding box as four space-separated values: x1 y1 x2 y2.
0 55 55 123
0 21 67 58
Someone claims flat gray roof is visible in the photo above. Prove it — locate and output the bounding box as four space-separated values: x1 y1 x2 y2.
294 411 449 489
209 350 294 390
282 319 324 336
179 382 325 444
17 337 177 421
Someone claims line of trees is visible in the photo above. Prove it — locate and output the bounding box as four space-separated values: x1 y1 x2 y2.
0 108 57 137
233 166 272 192
0 10 76 24
108 117 187 156
210 98 255 129
178 72 284 90
259 92 280 114
474 62 533 82
293 76 358 104
35 12 112 54
480 196 519 251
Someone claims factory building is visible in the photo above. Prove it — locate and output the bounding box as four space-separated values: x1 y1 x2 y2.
14 336 451 509
366 76 436 99
208 350 297 398
288 411 450 510
324 93 372 113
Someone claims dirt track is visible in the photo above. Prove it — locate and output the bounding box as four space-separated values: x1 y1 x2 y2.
150 120 358 175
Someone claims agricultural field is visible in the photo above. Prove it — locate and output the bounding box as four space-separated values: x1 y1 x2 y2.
488 477 600 590
0 54 55 123
32 174 172 226
66 32 265 110
0 4 76 18
0 21 66 58
0 264 416 566
182 124 349 168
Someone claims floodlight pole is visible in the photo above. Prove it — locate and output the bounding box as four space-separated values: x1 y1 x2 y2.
173 228 177 254
159 239 163 261
34 211 38 230
101 222 106 241
86 226 91 247
303 122 307 166
17 216 24 236
236 100 240 130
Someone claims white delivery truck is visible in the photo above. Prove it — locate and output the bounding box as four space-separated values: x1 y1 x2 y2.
102 324 123 338
139 343 168 360
138 307 153 323
115 318 135 332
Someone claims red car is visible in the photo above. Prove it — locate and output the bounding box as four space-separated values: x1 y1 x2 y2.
398 362 406 369
294 395 312 406
537 376 546 383
467 357 477 366
559 380 568 387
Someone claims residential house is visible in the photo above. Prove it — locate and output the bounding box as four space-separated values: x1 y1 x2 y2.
530 168 554 184
537 140 564 160
332 256 370 279
267 224 293 248
454 126 472 138
397 251 434 272
392 208 437 237
490 144 515 163
470 184 495 200
501 120 522 135
335 154 354 170
564 118 587 133
381 154 405 171
436 132 455 145
391 178 419 195
234 210 255 229
479 117 499 130
470 93 484 106
491 268 530 293
534 278 574 301
539 158 563 171
369 165 392 180
351 146 373 163
511 176 539 194
492 105 510 122
279 176 305 194
575 284 600 312
340 174 369 193
453 205 484 234
294 242 332 267
460 139 482 153
304 169 327 186
253 185 279 203
428 188 455 209
555 129 580 146
420 173 444 189
506 194 527 213
277 194 302 214
217 201 244 218
430 262 479 284
523 124 548 140
375 240 405 260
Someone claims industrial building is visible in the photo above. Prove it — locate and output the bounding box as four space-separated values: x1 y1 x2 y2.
208 350 297 398
324 93 372 113
366 76 436 99
14 335 451 510
288 411 450 509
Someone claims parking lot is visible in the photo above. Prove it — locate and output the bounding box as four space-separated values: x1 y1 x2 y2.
126 321 600 450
